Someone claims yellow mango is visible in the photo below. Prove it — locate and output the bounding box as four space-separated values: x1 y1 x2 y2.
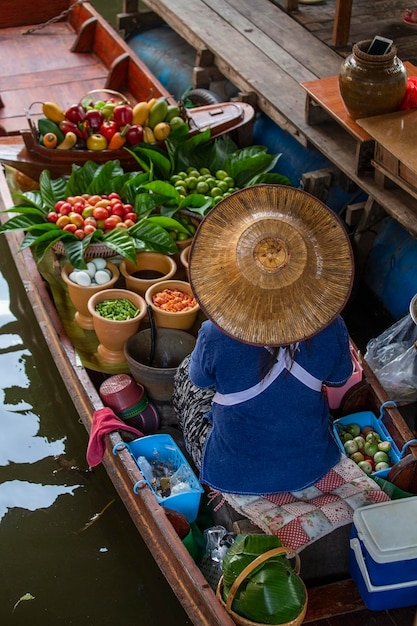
132 101 149 126
147 97 158 111
148 99 169 129
153 122 171 141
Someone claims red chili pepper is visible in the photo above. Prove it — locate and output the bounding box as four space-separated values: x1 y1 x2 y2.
59 119 84 139
78 120 90 140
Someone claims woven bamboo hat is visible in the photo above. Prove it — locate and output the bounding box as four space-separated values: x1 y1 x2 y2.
189 184 354 346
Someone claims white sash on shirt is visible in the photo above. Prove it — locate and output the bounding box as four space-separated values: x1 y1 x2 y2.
213 346 322 406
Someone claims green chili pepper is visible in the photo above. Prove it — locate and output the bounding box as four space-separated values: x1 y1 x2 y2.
95 298 139 320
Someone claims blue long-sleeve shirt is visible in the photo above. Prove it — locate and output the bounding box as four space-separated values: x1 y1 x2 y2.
189 316 352 494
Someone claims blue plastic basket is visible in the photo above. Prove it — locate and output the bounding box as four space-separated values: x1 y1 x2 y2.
333 402 401 478
122 434 204 523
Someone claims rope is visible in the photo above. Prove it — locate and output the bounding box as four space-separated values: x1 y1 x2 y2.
22 0 88 35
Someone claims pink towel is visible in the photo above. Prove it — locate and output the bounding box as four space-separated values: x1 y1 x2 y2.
87 407 144 467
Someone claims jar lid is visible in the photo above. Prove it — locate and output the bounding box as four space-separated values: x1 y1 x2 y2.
99 374 146 414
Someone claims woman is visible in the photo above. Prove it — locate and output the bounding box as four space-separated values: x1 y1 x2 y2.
173 185 389 550
174 315 352 495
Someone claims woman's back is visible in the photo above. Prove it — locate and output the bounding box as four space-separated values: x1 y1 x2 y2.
190 317 352 494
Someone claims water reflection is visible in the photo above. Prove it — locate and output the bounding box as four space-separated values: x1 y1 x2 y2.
0 237 189 625
0 480 78 522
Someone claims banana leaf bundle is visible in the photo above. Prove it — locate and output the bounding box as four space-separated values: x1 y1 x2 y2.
220 534 307 625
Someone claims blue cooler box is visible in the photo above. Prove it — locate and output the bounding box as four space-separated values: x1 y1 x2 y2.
126 434 204 523
349 497 417 610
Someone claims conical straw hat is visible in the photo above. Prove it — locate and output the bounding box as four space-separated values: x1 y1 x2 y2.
189 184 354 346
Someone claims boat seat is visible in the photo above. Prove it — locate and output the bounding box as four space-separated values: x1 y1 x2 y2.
213 502 351 584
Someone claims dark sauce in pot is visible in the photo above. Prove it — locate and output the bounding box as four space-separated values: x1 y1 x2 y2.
131 269 166 280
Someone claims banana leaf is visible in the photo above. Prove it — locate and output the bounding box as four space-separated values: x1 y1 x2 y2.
221 534 306 624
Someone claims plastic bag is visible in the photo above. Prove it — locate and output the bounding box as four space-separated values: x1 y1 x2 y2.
364 314 417 403
198 525 236 591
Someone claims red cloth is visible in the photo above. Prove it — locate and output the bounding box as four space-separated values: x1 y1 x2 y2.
399 76 417 110
86 407 144 467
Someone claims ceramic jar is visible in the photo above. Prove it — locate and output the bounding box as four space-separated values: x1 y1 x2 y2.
338 40 407 120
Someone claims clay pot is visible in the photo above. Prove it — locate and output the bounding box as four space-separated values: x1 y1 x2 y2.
61 261 119 330
338 40 407 120
119 252 177 296
87 288 147 364
144 279 199 330
179 245 191 280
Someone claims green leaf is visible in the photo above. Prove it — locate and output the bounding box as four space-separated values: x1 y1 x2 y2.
0 211 46 232
65 161 100 196
122 172 152 205
8 190 44 209
130 220 178 254
87 161 125 195
126 145 172 179
142 180 181 202
101 228 138 263
180 194 213 216
134 192 162 217
224 147 281 188
39 169 67 211
253 172 292 186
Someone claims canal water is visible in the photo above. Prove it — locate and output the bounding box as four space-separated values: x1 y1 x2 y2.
0 1 190 624
0 237 191 626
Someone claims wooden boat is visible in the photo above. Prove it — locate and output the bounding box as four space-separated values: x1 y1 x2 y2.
0 3 416 625
1 161 417 625
0 0 254 180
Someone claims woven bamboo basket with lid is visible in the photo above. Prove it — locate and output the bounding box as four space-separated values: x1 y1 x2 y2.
53 240 117 259
216 547 308 626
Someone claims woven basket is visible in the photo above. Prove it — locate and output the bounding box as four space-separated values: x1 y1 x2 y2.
216 547 308 626
52 240 116 259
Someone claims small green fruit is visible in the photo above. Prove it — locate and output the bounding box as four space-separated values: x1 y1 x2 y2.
169 116 186 131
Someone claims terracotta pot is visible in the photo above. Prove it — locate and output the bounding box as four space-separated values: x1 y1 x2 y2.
61 261 119 330
338 39 407 120
145 279 199 330
87 288 147 364
172 215 199 271
179 245 191 280
119 252 177 296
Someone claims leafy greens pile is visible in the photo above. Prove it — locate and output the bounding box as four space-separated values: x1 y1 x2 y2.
0 130 290 268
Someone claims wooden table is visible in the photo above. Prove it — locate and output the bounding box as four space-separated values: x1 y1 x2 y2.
301 74 374 176
357 109 417 200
